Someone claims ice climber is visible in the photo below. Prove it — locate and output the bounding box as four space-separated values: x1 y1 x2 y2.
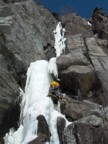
48 80 62 104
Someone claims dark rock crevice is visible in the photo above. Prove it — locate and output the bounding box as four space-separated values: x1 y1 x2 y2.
73 124 80 144
0 102 20 139
0 34 26 89
44 43 56 61
83 37 94 67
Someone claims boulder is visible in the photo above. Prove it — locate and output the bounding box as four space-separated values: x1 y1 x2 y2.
57 53 89 71
57 117 66 144
76 115 103 126
63 123 76 144
60 96 102 121
37 115 51 141
60 65 97 96
29 115 51 144
62 95 108 144
63 122 108 144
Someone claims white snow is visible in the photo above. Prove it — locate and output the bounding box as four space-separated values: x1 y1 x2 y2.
4 126 23 144
87 21 92 26
4 22 70 144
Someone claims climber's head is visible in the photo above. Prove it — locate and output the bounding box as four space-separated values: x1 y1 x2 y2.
50 81 60 88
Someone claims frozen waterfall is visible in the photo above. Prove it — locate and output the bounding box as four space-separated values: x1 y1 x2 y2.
4 22 69 144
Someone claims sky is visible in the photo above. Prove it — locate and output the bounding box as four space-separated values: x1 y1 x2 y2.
41 0 108 18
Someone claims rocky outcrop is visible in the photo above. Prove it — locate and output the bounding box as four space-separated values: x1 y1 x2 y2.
63 121 108 144
37 115 51 142
60 65 97 96
29 115 51 144
60 96 103 121
56 9 108 142
55 19 108 142
92 7 108 39
57 117 66 144
57 34 101 102
60 14 93 38
60 96 108 144
57 35 89 71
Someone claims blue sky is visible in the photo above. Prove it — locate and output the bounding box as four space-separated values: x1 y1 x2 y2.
41 0 108 18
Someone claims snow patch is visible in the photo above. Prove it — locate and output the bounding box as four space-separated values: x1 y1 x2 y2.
87 21 92 26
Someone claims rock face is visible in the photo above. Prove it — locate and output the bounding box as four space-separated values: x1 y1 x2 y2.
63 122 108 144
29 115 51 144
57 117 66 144
92 7 108 39
1 1 108 144
60 96 103 121
61 97 108 144
0 0 57 138
56 9 108 143
60 14 93 38
57 34 102 102
86 37 108 106
60 65 97 96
